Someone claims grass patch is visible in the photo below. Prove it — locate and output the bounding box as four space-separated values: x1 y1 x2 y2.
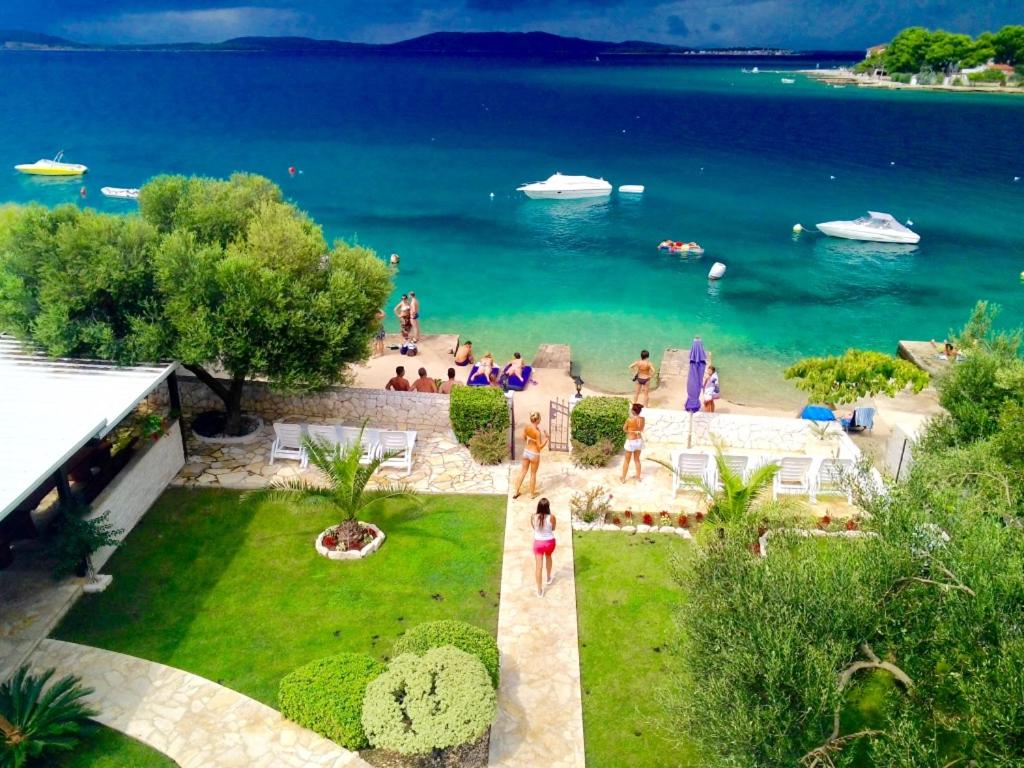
574 532 701 768
50 726 177 767
55 488 505 706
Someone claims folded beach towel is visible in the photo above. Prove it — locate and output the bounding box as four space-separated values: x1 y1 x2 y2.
504 365 533 392
467 365 498 386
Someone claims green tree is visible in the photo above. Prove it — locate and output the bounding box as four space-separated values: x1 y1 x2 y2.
784 349 928 405
258 429 420 551
924 30 975 73
993 24 1024 64
0 666 97 768
884 27 933 73
964 31 997 67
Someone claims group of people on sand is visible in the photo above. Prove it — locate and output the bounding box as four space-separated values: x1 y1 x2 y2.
371 287 422 358
453 340 527 389
384 365 460 395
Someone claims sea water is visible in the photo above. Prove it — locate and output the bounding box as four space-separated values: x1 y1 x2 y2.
1 52 1022 405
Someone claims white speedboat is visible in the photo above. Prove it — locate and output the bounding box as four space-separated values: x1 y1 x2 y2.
101 187 140 199
517 173 612 199
15 151 87 176
816 211 920 244
781 77 795 84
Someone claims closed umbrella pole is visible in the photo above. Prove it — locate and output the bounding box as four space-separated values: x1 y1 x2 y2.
684 337 707 448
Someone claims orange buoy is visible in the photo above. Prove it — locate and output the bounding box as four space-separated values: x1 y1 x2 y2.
288 166 296 176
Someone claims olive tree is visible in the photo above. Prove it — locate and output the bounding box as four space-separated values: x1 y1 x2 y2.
784 349 928 405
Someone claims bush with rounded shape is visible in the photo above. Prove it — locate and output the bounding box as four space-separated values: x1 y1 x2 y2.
362 647 496 755
278 653 385 750
570 396 630 452
570 438 616 468
450 387 510 445
393 620 500 688
467 427 508 465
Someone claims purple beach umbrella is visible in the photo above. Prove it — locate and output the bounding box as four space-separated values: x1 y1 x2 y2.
684 337 707 413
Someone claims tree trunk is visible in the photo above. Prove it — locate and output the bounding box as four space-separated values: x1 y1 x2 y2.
224 375 247 436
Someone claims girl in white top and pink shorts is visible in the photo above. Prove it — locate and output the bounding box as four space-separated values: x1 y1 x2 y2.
531 498 556 597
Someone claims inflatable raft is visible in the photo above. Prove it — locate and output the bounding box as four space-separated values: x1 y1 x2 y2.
658 240 704 255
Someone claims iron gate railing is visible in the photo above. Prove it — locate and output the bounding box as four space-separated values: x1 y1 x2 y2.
548 397 571 452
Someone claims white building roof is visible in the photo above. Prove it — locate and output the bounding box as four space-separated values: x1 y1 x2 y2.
0 336 177 520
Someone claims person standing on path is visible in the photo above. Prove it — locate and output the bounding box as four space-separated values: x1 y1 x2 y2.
394 294 412 339
513 412 548 500
409 291 421 342
702 365 720 413
620 403 645 483
372 309 386 357
629 350 655 406
531 498 557 597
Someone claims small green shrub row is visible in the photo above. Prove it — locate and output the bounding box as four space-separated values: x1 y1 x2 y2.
394 619 500 688
570 396 630 452
362 647 496 756
450 387 510 444
570 438 616 468
467 427 508 465
278 653 385 749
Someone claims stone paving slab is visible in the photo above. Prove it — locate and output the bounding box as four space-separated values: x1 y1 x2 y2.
31 639 371 768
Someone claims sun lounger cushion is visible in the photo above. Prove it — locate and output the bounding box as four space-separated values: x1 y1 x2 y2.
504 365 533 392
467 365 498 386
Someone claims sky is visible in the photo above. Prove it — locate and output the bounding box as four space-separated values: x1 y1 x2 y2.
1 1 1020 49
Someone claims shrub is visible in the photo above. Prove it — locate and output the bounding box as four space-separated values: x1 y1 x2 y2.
467 427 508 465
0 665 97 767
570 485 613 523
362 647 496 755
450 387 509 444
968 69 1006 83
278 653 385 749
393 620 499 688
570 438 616 468
570 396 630 451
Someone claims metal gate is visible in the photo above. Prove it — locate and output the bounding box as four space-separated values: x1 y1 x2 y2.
548 398 571 452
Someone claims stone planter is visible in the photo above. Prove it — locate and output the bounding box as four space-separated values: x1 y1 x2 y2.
191 415 265 445
315 522 385 560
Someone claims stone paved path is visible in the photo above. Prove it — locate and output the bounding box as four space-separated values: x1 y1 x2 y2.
31 639 371 768
488 486 586 768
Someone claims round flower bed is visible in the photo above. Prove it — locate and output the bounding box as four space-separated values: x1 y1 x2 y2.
315 521 386 561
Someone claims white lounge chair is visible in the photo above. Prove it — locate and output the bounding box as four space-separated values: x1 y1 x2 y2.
772 456 814 499
269 422 307 468
718 454 751 486
671 451 713 496
814 458 854 503
377 430 416 475
340 426 379 465
306 424 342 452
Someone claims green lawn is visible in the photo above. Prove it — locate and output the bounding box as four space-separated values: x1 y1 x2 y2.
574 533 701 768
55 488 506 706
51 726 177 767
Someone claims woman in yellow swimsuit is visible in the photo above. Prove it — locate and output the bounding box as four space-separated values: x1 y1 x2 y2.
513 411 548 499
620 403 645 483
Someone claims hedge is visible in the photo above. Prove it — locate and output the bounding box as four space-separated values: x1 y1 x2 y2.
393 620 500 688
362 647 496 755
278 653 385 749
450 386 510 444
570 396 630 452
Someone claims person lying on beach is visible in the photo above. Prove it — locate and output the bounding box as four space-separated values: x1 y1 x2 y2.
930 339 962 361
411 367 438 393
385 365 410 391
477 352 495 372
505 352 524 379
629 350 655 406
439 368 460 395
454 340 474 366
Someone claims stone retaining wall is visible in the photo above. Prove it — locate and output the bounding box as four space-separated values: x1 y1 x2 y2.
150 377 452 436
642 409 858 457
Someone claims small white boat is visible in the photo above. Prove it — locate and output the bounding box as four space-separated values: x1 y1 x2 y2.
752 67 760 74
781 77 796 84
618 184 645 194
517 172 612 199
816 211 920 244
100 187 140 200
708 262 727 280
15 151 87 176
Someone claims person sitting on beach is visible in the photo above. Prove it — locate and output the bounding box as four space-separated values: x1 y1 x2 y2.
411 367 438 393
385 366 410 391
454 340 474 366
439 368 460 395
506 352 525 379
702 365 720 413
629 350 655 406
409 291 421 342
930 339 961 361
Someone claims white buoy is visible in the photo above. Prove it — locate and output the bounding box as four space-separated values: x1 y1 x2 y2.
489 192 495 198
618 184 645 194
792 223 804 233
829 175 836 180
1015 176 1021 182
708 262 727 280
890 161 895 166
906 219 914 226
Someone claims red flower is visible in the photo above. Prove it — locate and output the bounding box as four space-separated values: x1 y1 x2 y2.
642 513 654 526
322 535 337 549
695 510 705 522
819 515 832 529
660 510 670 519
845 519 857 531
612 516 622 525
678 514 689 528
750 541 761 555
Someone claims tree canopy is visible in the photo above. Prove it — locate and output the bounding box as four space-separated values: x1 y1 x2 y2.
863 24 1024 74
0 174 393 434
784 349 929 405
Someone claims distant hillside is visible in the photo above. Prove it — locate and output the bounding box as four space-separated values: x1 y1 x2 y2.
0 28 853 58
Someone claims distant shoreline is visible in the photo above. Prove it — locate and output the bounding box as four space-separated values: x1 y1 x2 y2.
803 68 1024 96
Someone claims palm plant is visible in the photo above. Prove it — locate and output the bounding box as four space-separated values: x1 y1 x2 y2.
650 448 780 526
261 428 421 551
0 666 96 768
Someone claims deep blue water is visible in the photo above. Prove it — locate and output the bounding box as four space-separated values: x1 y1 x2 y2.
2 52 1023 403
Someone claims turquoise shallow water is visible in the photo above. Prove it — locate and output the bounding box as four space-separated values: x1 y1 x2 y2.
1 52 1022 404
